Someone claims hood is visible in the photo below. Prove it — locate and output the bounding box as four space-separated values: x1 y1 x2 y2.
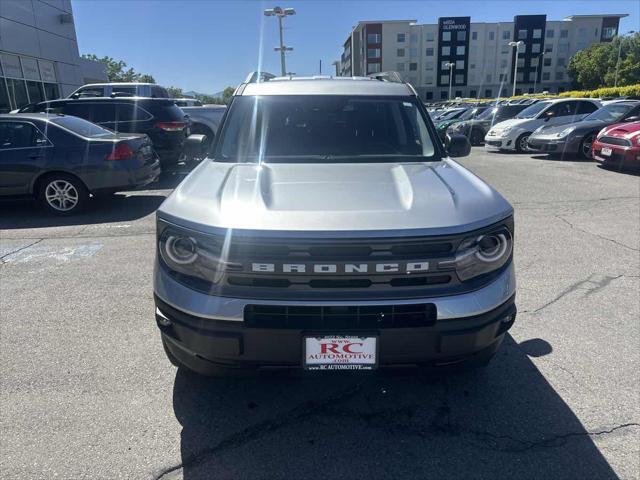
533 119 605 136
489 118 530 131
600 121 640 138
158 160 513 235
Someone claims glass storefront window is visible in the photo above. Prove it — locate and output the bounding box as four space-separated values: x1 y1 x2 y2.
0 78 11 113
44 83 60 101
6 78 28 109
26 80 45 104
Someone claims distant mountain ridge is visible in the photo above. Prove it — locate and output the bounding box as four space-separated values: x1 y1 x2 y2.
184 90 224 98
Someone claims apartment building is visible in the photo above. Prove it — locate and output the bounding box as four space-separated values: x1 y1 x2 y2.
0 0 107 113
339 14 627 100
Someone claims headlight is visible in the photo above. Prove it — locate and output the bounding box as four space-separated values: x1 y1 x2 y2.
555 126 576 138
158 221 224 285
451 225 513 282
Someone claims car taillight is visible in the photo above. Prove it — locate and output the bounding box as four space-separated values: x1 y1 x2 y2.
154 121 185 131
105 142 136 161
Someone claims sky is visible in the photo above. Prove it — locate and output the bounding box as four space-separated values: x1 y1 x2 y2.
72 0 640 94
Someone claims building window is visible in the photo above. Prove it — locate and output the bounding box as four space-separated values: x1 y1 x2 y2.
556 71 564 80
518 29 527 40
441 91 448 99
542 72 550 80
397 33 406 43
409 62 417 71
367 63 381 73
472 31 478 40
533 29 542 39
442 31 452 41
410 48 418 57
544 57 552 66
456 46 466 56
517 58 525 68
486 74 492 83
367 48 380 59
501 45 510 54
455 60 464 69
499 73 507 81
532 43 541 54
426 91 433 100
602 27 617 40
545 45 553 53
425 76 434 84
426 31 435 41
397 63 405 71
502 30 511 40
441 46 451 56
397 48 405 57
457 31 467 41
455 90 462 97
531 57 539 67
485 89 492 97
489 31 495 41
426 47 434 56
470 89 477 97
440 74 449 84
425 62 434 71
546 29 554 38
560 29 569 38
367 33 381 43
557 57 566 66
470 63 476 69
455 75 464 85
441 61 450 70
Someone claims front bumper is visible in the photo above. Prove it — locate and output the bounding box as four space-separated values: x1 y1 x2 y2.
527 135 580 155
484 132 516 151
154 261 516 370
593 142 640 168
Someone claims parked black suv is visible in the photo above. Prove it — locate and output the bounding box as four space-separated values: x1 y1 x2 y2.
23 98 188 165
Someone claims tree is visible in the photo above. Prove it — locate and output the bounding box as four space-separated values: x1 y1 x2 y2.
81 54 155 83
166 86 184 98
568 33 640 89
222 87 235 104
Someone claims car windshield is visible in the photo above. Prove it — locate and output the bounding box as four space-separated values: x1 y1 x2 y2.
216 95 437 162
475 107 498 120
437 108 466 120
515 102 550 119
583 103 636 122
51 115 114 138
458 107 485 121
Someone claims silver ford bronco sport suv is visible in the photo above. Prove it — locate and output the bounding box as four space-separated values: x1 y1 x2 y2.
154 72 516 376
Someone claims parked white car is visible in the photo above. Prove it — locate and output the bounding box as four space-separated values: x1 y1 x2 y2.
484 98 601 152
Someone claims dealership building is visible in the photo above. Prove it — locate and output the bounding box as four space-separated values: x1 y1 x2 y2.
339 14 628 100
0 0 107 113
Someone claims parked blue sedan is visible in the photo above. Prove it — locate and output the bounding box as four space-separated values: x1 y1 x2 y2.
0 113 160 214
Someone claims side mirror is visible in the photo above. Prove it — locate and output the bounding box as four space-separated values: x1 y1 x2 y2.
183 134 208 158
623 115 640 123
445 133 471 158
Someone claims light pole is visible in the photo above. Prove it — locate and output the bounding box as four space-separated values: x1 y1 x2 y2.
264 6 296 76
444 62 455 100
533 51 544 94
508 40 524 97
614 30 635 87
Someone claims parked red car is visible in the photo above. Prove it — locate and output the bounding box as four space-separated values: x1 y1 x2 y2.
592 121 640 169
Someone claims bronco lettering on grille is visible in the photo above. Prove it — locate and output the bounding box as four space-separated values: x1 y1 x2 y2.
250 262 430 274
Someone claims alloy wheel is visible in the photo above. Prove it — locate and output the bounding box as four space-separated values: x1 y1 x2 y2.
582 135 595 159
519 136 529 152
45 180 79 212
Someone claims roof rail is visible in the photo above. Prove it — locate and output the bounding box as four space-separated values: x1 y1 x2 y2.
244 71 277 83
368 71 404 83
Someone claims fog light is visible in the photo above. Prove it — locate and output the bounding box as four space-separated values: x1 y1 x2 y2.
501 314 513 324
156 307 172 326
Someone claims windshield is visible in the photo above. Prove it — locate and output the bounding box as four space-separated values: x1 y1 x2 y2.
583 103 636 122
515 102 550 119
436 108 465 120
475 107 498 120
458 107 485 121
216 95 437 162
51 116 114 138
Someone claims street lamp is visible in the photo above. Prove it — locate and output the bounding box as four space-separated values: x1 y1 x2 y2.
508 40 524 97
533 51 544 94
444 62 455 100
614 30 635 87
264 6 296 76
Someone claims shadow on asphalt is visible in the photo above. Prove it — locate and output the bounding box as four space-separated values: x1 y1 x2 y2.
169 335 618 479
0 164 197 230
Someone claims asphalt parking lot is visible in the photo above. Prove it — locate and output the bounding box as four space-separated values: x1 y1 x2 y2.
1 149 638 480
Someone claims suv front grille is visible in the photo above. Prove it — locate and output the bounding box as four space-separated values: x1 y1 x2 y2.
244 303 437 329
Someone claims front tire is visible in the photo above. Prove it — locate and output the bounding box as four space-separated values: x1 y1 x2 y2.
38 174 89 215
515 133 531 153
579 134 595 160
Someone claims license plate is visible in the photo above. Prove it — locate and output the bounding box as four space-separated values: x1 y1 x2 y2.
601 147 612 156
304 335 377 371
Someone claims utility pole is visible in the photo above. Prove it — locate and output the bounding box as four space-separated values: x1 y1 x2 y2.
319 59 322 74
264 7 296 76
